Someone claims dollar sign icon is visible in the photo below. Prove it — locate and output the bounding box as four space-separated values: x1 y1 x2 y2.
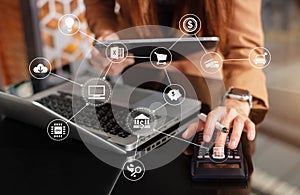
187 20 193 29
182 16 198 34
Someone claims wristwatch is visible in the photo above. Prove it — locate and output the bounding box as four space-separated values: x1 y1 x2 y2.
223 87 253 108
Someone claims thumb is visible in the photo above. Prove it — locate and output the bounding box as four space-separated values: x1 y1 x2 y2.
182 121 205 139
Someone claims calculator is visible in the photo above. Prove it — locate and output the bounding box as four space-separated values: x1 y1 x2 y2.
191 131 248 184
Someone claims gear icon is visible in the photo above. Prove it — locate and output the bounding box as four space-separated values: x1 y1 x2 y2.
167 89 182 101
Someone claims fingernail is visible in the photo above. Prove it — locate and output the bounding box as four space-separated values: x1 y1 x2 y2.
250 133 255 140
204 135 210 142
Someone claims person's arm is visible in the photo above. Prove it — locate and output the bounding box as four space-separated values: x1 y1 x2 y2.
223 0 268 124
183 0 268 149
84 0 118 38
84 0 134 76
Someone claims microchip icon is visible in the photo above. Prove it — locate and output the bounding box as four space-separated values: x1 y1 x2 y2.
167 89 182 101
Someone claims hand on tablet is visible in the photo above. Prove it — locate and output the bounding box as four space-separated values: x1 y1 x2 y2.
90 31 134 76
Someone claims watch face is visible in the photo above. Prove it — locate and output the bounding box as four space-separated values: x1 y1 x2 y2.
230 88 249 96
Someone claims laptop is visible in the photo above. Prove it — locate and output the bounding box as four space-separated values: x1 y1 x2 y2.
0 37 218 156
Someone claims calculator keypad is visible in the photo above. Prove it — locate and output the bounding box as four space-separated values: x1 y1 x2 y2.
196 132 241 162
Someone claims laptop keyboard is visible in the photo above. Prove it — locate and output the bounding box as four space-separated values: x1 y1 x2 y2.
36 92 131 138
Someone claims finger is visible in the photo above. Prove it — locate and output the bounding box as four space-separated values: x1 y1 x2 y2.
203 107 224 142
229 116 245 149
182 121 205 140
125 58 135 65
110 58 135 75
221 107 237 129
104 32 119 40
90 58 105 72
214 131 228 147
91 49 109 69
244 118 256 140
109 64 125 75
91 48 106 60
215 107 237 147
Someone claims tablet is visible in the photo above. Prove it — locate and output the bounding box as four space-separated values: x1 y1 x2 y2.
93 37 219 58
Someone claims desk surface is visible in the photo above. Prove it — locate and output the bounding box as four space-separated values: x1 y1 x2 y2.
0 118 249 195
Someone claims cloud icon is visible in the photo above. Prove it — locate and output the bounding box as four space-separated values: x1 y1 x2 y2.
33 63 48 74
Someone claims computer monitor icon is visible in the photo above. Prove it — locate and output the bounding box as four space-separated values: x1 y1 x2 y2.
88 85 105 100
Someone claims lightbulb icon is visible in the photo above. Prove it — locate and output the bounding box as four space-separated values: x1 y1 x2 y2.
65 17 75 32
58 14 80 35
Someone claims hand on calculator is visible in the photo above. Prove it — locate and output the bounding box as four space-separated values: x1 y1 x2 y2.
182 98 255 150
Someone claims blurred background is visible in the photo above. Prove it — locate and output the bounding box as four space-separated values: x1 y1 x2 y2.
0 0 299 194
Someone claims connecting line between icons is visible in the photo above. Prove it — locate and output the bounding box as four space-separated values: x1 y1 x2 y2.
127 56 150 59
66 103 89 123
78 30 107 47
108 168 123 195
222 58 248 62
193 35 208 54
78 28 250 65
164 68 172 85
102 61 114 79
152 102 168 113
168 33 185 50
134 135 140 159
50 73 83 87
153 129 209 150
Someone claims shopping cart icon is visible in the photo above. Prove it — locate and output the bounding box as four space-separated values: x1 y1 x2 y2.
154 52 167 65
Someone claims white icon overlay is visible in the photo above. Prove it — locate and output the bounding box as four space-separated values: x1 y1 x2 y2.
249 47 271 69
200 52 223 74
150 47 172 69
122 159 145 181
47 119 70 141
29 57 52 79
126 107 157 136
82 78 112 107
58 14 80 35
88 85 106 100
179 14 201 35
106 42 128 63
163 84 186 106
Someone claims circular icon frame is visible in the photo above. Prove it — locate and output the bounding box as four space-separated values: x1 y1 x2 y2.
126 107 157 137
58 14 81 36
163 84 186 106
81 78 112 107
150 47 172 69
122 159 145 182
200 52 223 74
29 57 52 79
105 42 128 63
248 47 271 69
179 14 201 35
47 119 70 141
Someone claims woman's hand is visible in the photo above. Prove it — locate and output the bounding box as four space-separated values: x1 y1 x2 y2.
182 98 255 150
90 31 134 76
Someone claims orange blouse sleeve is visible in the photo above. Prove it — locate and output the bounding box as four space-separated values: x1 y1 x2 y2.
223 0 268 124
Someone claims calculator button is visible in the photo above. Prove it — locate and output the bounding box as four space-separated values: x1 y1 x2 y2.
228 155 233 159
204 155 210 158
234 155 240 159
212 147 225 159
